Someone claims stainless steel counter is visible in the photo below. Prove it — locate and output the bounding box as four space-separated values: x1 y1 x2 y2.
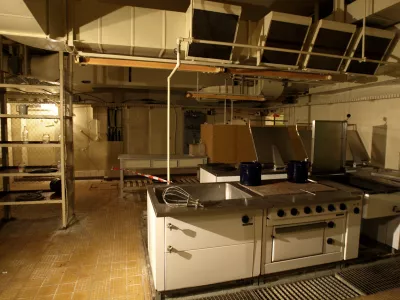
147 180 362 217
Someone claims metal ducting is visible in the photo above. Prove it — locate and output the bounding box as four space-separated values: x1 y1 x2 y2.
185 0 242 63
343 27 395 75
256 12 312 69
347 0 400 28
301 20 356 72
187 79 285 102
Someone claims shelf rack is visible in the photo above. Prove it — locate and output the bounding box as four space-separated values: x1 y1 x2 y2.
0 53 75 228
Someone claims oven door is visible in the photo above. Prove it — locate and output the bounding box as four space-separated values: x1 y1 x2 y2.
272 221 327 262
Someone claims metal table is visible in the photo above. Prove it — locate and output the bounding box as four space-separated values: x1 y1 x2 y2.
118 154 207 196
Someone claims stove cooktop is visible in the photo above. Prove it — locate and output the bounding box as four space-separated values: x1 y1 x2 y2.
320 173 400 194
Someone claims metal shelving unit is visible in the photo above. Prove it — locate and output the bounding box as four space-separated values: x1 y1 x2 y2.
0 53 75 228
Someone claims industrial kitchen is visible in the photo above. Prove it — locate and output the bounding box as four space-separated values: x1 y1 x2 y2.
0 0 399 300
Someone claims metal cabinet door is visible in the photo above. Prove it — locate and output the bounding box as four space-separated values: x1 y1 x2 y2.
165 243 254 290
272 222 326 262
165 212 259 252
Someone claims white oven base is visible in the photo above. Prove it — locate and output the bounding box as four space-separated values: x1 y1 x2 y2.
264 252 343 274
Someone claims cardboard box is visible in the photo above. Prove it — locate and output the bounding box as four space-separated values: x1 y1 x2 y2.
200 124 256 163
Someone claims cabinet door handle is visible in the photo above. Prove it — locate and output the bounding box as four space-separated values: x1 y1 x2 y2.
167 246 174 253
167 223 176 230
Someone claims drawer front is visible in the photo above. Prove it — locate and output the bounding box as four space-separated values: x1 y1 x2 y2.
165 213 258 252
123 160 151 169
165 243 254 290
179 158 205 167
153 160 178 168
272 222 325 262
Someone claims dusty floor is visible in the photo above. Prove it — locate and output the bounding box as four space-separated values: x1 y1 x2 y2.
0 180 151 300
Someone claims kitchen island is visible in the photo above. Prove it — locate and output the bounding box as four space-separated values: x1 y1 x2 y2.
147 180 363 294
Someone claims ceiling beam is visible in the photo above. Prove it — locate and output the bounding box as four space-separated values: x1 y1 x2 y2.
78 56 332 82
186 92 267 101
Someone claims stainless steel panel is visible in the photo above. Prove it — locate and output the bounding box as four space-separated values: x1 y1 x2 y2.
298 128 312 158
250 126 307 164
371 125 387 168
311 121 347 174
154 183 252 204
347 130 370 164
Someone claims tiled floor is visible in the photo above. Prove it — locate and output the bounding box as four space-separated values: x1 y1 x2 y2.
0 180 151 300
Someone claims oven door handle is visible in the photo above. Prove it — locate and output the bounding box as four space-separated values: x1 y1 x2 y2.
275 222 328 235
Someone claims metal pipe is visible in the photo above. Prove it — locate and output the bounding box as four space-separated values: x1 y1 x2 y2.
167 39 181 183
0 35 3 83
224 79 227 124
180 37 398 66
230 100 234 124
362 0 367 61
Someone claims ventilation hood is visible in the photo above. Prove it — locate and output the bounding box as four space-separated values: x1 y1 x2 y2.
185 0 242 63
302 20 356 72
343 27 395 75
256 12 311 69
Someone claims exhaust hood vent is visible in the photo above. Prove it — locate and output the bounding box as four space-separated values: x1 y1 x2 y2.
343 27 395 75
257 12 311 68
302 20 356 72
185 0 241 63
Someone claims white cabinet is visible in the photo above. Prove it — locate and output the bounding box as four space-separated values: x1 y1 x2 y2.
165 213 256 251
165 243 255 290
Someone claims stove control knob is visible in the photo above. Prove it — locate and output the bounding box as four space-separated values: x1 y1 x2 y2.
316 206 323 213
277 209 285 218
327 221 335 228
304 207 312 214
327 238 334 245
354 207 360 214
242 215 250 224
340 203 347 211
328 204 336 212
291 208 298 216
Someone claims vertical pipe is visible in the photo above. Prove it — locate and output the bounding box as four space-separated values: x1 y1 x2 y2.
167 40 181 183
0 35 3 83
314 0 319 23
23 45 28 76
224 79 227 124
59 51 66 228
362 0 367 60
230 100 234 124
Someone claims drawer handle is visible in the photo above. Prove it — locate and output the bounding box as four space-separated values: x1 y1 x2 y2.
393 206 400 213
275 222 328 235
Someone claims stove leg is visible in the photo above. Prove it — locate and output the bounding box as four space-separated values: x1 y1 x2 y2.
252 277 260 286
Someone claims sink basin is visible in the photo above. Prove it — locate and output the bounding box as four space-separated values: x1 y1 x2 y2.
154 183 252 204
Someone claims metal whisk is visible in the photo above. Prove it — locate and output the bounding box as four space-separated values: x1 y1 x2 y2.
162 186 203 208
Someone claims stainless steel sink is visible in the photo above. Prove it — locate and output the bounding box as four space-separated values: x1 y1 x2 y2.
154 183 252 204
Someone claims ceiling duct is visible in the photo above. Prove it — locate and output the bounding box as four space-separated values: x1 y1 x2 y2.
346 0 400 28
185 0 242 63
343 27 395 75
256 12 312 69
187 79 284 102
301 20 356 72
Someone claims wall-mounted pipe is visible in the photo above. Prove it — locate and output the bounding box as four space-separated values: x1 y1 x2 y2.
166 40 181 183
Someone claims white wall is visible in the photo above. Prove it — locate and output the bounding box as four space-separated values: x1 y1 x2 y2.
285 83 400 170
